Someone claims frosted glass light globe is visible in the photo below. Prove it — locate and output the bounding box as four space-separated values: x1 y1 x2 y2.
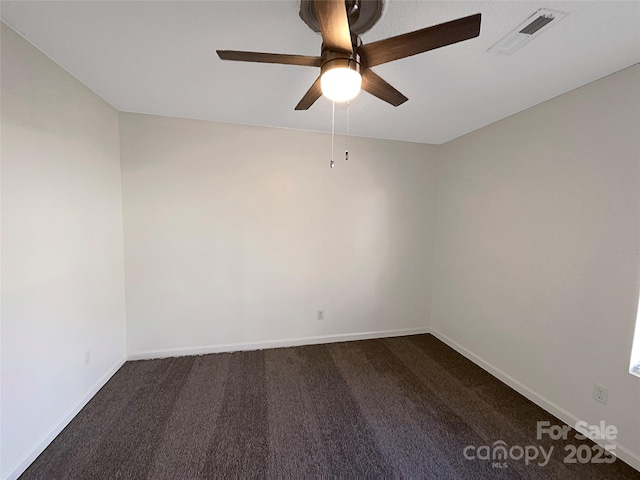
321 67 362 102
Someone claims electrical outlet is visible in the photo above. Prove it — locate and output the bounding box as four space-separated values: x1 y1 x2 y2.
317 310 324 321
84 350 91 366
593 383 608 405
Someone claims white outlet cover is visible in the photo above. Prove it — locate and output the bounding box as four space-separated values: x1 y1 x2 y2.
593 384 608 405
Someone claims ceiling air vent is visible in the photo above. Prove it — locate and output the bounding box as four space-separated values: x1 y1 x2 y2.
488 9 568 55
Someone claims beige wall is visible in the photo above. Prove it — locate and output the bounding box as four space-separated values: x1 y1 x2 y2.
119 113 438 357
432 65 640 468
1 23 127 479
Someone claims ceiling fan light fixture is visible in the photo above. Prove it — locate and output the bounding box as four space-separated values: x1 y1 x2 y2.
320 56 362 102
321 67 362 102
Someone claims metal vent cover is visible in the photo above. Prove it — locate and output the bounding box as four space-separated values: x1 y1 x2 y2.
520 15 554 35
488 9 568 55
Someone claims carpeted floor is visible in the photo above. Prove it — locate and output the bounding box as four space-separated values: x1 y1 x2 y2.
20 334 639 479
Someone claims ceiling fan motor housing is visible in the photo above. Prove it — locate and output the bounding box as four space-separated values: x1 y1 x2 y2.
320 49 361 77
300 0 385 36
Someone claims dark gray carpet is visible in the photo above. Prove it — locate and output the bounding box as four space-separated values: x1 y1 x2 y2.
20 334 640 479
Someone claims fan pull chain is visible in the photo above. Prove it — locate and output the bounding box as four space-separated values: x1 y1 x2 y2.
345 102 350 161
330 101 335 169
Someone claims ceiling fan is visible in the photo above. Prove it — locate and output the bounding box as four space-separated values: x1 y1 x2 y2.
217 0 481 110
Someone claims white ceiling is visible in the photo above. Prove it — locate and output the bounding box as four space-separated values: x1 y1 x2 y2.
1 1 639 144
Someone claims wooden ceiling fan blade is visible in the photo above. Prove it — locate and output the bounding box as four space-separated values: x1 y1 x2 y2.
314 0 353 54
361 70 408 106
358 13 481 67
295 76 323 110
217 50 322 67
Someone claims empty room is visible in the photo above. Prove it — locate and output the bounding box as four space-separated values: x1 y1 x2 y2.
1 1 639 478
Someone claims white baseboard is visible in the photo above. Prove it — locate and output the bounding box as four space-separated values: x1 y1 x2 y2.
3 355 127 480
428 327 640 473
127 327 431 360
